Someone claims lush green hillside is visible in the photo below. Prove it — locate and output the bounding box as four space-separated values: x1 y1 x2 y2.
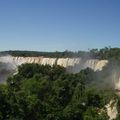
0 47 120 119
0 63 119 120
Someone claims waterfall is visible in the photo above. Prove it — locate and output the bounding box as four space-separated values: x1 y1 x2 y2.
0 56 108 72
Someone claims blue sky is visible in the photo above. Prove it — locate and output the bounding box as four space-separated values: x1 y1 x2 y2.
0 0 120 51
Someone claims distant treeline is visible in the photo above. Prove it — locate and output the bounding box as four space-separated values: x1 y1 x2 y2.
90 47 120 60
1 47 120 60
0 50 90 58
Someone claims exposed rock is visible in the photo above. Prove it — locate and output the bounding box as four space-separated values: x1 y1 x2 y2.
105 99 118 120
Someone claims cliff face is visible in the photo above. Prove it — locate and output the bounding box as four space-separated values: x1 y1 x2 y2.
0 56 108 72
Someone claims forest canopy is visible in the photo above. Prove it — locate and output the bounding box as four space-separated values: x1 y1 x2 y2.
0 63 119 120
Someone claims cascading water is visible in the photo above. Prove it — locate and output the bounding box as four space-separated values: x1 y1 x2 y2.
0 55 108 83
0 56 108 71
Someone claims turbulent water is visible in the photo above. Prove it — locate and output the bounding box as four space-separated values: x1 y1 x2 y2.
0 62 15 83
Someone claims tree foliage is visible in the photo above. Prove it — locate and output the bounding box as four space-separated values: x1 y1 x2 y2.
0 63 119 120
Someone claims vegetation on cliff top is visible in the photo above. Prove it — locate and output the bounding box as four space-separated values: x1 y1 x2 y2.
1 47 120 60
